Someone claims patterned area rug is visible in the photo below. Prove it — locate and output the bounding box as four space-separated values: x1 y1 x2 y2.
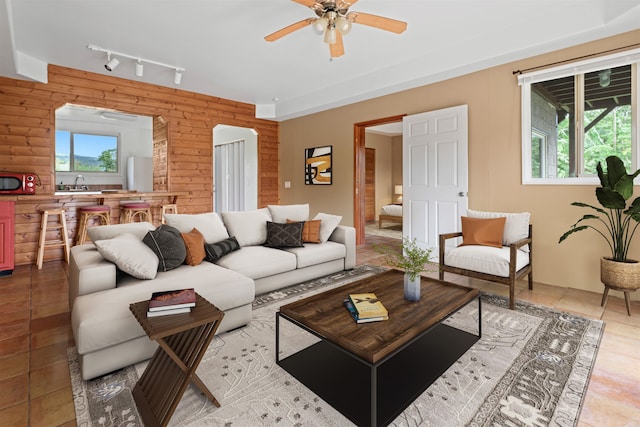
68 265 604 426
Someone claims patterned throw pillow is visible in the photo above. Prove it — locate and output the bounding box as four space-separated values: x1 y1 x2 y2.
286 219 321 243
264 221 304 248
181 228 206 266
204 236 241 263
142 224 187 271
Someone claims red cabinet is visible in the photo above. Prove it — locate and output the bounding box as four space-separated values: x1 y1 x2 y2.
0 201 15 275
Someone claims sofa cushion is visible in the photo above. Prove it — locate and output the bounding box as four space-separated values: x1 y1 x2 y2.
221 208 272 247
268 204 309 223
460 216 506 248
284 241 347 268
264 221 304 248
164 213 229 244
181 228 206 266
142 225 186 271
204 236 241 263
216 246 297 280
72 263 255 355
95 233 159 279
444 245 530 277
313 212 343 243
287 219 321 243
466 209 530 251
88 222 155 243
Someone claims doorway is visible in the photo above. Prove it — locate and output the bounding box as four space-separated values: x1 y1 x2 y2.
213 125 258 212
354 115 405 244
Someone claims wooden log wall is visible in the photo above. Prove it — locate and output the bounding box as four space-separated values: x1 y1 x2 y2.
0 65 280 266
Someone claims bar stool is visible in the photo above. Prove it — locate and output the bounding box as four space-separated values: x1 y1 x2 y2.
36 208 70 269
161 204 178 224
120 202 152 223
76 205 111 245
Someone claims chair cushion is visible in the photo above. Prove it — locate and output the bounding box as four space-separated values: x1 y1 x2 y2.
466 209 530 251
460 216 506 248
444 245 530 277
284 241 347 268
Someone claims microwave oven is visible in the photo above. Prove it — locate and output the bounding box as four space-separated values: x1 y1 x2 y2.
0 172 38 195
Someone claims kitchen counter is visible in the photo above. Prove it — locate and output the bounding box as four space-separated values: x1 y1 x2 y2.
1 191 189 204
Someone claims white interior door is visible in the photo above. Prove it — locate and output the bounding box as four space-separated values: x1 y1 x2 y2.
403 105 468 258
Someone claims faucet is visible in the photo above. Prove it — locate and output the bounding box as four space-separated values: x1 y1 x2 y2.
73 174 86 190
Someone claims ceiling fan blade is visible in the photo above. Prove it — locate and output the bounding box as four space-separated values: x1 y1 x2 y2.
291 0 318 7
265 18 315 42
330 32 345 58
349 12 407 34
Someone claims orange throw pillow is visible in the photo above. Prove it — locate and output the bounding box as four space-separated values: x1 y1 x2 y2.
460 216 506 248
181 228 206 266
287 219 321 243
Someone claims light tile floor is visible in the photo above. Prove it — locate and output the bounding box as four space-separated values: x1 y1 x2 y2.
0 232 638 426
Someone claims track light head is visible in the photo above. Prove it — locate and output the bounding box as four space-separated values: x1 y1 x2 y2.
174 69 183 85
105 53 119 71
135 60 144 77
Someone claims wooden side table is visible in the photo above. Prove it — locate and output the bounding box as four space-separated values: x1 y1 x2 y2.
129 293 225 427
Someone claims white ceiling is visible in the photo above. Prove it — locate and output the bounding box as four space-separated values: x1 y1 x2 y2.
1 0 639 122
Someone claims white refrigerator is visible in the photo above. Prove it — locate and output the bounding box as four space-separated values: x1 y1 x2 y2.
127 156 153 192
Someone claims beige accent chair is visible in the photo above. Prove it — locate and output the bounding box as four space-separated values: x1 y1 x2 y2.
438 210 533 310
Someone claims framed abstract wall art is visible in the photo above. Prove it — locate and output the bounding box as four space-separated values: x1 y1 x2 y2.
305 145 332 185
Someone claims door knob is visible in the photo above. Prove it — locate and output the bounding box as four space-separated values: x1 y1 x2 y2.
458 192 467 197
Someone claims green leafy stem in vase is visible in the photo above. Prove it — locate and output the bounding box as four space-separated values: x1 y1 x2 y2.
375 236 434 281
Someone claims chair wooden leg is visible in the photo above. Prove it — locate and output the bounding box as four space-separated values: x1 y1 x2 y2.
528 271 533 290
509 279 515 310
624 291 632 316
601 286 610 307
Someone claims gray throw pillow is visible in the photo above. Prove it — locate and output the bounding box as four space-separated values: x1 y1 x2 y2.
204 236 241 263
264 221 304 248
142 224 187 271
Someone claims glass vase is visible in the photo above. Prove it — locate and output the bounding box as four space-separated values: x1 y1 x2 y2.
404 273 421 301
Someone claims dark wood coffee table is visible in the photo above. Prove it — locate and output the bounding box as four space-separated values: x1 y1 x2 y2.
129 293 225 427
276 269 481 427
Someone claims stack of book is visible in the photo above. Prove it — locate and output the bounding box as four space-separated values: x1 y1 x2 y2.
343 292 389 323
147 288 196 317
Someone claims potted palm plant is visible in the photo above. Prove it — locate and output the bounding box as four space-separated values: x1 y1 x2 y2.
559 155 640 314
376 236 433 301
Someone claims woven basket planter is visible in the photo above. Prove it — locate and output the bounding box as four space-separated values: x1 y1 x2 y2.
600 257 640 290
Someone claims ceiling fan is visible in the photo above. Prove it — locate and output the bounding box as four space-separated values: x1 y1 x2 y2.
265 0 407 58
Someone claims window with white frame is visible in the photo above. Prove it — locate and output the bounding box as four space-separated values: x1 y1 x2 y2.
519 49 640 184
55 131 119 173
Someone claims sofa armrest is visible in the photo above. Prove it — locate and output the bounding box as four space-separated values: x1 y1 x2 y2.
329 225 356 269
69 244 117 310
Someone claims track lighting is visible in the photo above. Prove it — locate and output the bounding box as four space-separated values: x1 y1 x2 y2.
105 54 119 72
87 44 185 85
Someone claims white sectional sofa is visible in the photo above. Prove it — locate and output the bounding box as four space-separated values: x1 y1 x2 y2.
69 204 355 380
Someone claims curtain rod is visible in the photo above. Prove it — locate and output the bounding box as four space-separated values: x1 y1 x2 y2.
512 42 640 75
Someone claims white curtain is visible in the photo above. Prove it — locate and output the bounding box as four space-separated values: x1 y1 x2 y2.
214 139 245 212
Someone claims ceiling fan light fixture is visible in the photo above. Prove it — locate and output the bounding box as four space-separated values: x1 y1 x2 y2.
324 28 337 44
314 17 328 32
336 16 351 34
